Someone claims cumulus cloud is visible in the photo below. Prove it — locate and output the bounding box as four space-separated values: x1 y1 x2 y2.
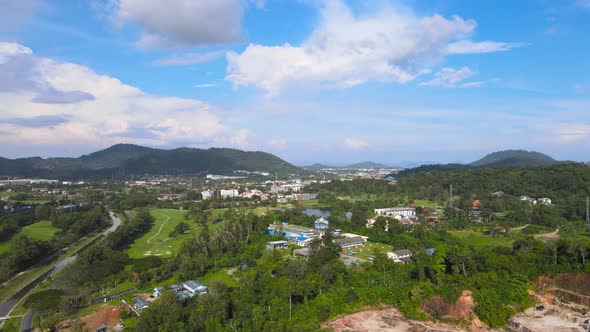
344 138 368 151
154 50 225 66
108 0 243 48
0 42 249 151
446 40 525 54
420 67 481 88
226 0 518 96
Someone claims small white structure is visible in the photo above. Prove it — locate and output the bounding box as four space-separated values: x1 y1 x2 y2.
182 280 207 295
537 198 552 205
387 249 413 263
315 217 329 230
201 190 214 200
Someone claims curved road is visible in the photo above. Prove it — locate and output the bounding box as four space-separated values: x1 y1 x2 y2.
0 211 123 330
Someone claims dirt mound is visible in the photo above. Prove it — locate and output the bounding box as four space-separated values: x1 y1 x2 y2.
59 304 123 331
324 307 496 332
536 273 590 307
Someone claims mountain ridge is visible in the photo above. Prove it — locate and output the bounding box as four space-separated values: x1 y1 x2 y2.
0 144 301 178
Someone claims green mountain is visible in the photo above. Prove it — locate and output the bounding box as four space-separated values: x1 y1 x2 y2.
469 150 558 167
395 150 566 178
0 144 301 178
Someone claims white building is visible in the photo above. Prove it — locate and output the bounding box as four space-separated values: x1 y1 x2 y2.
220 189 239 198
387 249 413 263
201 190 214 200
537 198 552 205
374 207 416 220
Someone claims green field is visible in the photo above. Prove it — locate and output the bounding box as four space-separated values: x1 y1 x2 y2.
449 230 515 249
350 241 395 260
201 268 240 287
127 209 226 259
0 220 59 254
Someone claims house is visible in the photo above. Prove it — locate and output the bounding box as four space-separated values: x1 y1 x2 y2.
170 284 183 293
182 280 207 295
201 190 214 200
314 217 329 230
492 191 505 197
3 203 14 212
266 240 289 250
133 297 150 311
520 196 536 204
473 200 480 208
294 248 311 258
153 287 165 298
334 236 366 249
538 197 552 205
387 249 413 263
296 236 314 247
424 248 435 256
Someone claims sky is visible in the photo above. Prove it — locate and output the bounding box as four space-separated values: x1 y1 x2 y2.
0 0 589 165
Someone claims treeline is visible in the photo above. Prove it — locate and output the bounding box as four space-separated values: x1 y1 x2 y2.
0 205 108 283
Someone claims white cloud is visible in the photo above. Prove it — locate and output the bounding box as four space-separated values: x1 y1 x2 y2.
195 83 217 88
226 0 518 96
0 42 249 152
108 0 243 48
267 139 288 150
420 67 481 88
344 138 368 151
446 40 525 54
154 50 225 66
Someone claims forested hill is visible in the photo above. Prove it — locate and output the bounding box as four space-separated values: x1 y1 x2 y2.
0 144 301 178
396 150 567 177
469 150 559 167
395 163 590 217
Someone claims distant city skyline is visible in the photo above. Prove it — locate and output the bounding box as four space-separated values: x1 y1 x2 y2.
1 0 589 164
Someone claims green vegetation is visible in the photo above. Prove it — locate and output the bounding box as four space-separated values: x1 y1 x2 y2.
0 220 59 254
449 230 515 249
127 208 224 258
0 143 302 178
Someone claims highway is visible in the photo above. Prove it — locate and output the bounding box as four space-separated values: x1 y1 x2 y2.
0 211 123 330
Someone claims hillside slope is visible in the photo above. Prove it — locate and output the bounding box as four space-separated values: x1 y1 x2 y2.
0 144 301 178
469 150 558 167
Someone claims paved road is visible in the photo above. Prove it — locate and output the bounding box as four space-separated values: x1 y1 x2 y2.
0 211 123 329
20 309 32 332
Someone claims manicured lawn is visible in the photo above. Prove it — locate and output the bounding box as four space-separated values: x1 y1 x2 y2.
345 242 394 260
412 199 441 208
201 268 240 287
449 230 515 249
0 220 59 254
127 209 227 259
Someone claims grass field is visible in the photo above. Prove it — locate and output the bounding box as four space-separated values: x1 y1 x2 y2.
0 220 59 254
201 268 240 287
346 242 394 260
127 208 226 259
449 230 515 249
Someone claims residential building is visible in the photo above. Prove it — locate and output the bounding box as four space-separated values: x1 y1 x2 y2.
334 236 366 249
182 280 207 295
492 191 505 197
153 287 165 298
387 249 413 263
133 297 150 311
201 190 214 200
538 197 552 205
266 240 289 250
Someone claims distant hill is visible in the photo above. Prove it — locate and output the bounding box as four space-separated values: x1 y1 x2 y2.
469 150 558 167
395 150 569 177
304 161 392 169
0 144 301 178
346 161 390 169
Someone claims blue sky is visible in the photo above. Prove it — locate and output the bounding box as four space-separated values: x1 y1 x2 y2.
0 0 589 165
